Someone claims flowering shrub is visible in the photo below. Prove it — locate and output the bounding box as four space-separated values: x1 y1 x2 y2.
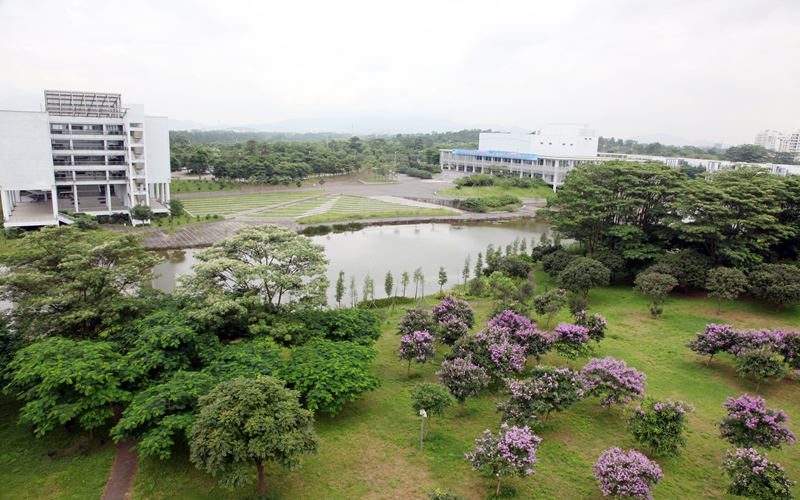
731 328 780 356
437 355 490 415
436 315 470 345
465 423 542 496
432 295 475 329
497 366 583 425
574 310 608 344
398 330 436 376
594 447 663 499
552 323 592 360
734 346 787 392
580 356 647 409
397 308 434 337
719 394 796 450
488 310 553 361
685 323 741 365
474 327 527 381
775 328 800 370
721 448 795 499
627 398 695 457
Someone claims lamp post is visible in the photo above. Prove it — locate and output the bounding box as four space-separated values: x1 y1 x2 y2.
419 409 427 451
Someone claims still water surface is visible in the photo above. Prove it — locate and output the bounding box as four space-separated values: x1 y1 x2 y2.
152 221 552 305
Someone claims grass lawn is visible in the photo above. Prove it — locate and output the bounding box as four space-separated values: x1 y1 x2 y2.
180 191 325 217
246 195 336 218
437 185 555 201
128 279 800 499
0 397 116 499
298 195 457 224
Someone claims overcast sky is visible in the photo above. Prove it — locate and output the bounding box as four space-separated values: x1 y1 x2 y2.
0 0 797 143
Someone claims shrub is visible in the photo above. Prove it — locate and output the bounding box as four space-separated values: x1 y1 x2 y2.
719 394 796 450
627 398 695 457
411 382 456 420
437 355 490 415
594 447 663 499
574 311 607 344
533 288 567 326
397 308 434 337
734 346 787 392
497 365 583 426
398 330 436 376
541 250 576 277
552 323 592 360
721 448 795 500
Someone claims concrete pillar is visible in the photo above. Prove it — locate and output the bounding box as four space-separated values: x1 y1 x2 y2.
73 185 79 213
2 191 11 221
50 188 58 219
165 183 170 204
106 185 112 211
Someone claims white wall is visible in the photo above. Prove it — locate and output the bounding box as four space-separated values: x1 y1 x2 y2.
0 111 56 190
479 131 598 158
145 116 170 183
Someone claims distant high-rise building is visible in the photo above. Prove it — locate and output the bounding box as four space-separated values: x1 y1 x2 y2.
0 90 170 227
754 129 800 153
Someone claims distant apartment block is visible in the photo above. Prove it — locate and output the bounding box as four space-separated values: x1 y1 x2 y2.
439 124 599 190
754 129 800 154
0 90 170 227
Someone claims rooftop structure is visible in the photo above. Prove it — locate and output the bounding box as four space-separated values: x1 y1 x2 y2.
0 90 170 227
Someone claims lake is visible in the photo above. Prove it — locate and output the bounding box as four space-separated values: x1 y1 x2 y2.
152 220 553 305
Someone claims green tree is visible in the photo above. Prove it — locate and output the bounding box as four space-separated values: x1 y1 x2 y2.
130 204 153 225
179 225 329 322
413 267 424 299
281 340 380 416
190 376 319 498
462 255 471 290
384 271 394 299
168 198 185 228
335 271 345 309
627 398 694 457
474 252 483 278
401 271 410 297
705 267 748 314
438 266 448 292
634 271 678 317
4 338 138 439
411 382 456 434
187 147 210 177
748 264 800 313
557 258 611 302
363 273 375 303
533 288 567 327
0 226 162 339
723 144 769 163
349 276 358 308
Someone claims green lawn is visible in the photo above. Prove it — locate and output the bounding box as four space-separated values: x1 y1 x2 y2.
179 191 325 217
246 195 336 218
4 277 799 499
437 185 555 200
298 195 457 224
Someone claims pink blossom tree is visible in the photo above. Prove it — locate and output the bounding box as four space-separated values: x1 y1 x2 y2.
580 356 647 409
721 448 795 499
594 447 663 499
465 423 542 497
627 398 695 457
719 394 796 450
574 310 608 344
488 310 553 362
552 323 592 360
437 355 490 416
497 365 583 425
685 323 740 365
398 330 436 376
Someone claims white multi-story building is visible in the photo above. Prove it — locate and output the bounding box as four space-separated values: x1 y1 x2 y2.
439 124 599 189
754 129 800 154
0 90 170 227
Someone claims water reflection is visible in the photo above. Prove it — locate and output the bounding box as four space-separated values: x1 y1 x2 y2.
151 221 552 305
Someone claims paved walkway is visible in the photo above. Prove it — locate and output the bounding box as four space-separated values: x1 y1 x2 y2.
101 406 138 500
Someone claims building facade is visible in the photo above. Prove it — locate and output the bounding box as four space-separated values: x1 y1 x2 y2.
754 129 800 154
0 90 170 227
439 125 599 189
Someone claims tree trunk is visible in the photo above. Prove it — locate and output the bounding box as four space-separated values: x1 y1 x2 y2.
717 299 722 314
407 360 411 377
545 410 551 425
460 402 465 417
256 459 265 498
89 428 93 440
496 478 502 496
707 354 714 366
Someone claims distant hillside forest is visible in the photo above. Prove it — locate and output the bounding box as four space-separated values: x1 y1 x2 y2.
169 129 481 182
599 137 798 164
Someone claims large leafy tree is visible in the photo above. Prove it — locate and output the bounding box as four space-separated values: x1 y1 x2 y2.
547 161 685 255
0 226 162 339
179 225 329 327
672 168 795 268
190 376 319 497
4 337 138 439
557 258 610 302
748 264 800 313
706 267 748 314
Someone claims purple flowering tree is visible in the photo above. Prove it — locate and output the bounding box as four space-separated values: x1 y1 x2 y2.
465 423 542 497
721 448 795 499
474 327 528 383
734 346 787 392
432 295 475 328
436 315 470 345
397 308 434 337
719 394 796 450
489 310 553 362
552 323 592 360
437 355 490 416
497 365 583 425
685 323 741 365
398 330 436 376
580 356 647 409
594 447 663 499
627 398 695 457
574 310 608 344
776 328 800 370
